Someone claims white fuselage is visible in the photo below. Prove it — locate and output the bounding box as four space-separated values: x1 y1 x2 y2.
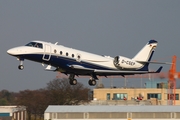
7 40 161 86
7 41 146 72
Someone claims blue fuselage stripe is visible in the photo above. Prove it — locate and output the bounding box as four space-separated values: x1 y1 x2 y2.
21 54 113 70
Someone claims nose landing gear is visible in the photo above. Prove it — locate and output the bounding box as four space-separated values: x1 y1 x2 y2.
18 58 24 70
18 65 24 70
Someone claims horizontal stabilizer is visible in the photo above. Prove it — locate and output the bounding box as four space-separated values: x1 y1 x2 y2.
136 61 172 65
148 66 163 73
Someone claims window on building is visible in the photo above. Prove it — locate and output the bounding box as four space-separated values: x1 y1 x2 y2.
147 93 161 100
113 93 127 100
167 94 179 100
53 113 56 119
157 83 160 88
157 83 164 88
106 93 110 100
176 94 179 100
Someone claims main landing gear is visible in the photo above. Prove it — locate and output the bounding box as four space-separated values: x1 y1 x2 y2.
69 74 77 85
68 74 97 86
18 58 24 70
88 78 96 86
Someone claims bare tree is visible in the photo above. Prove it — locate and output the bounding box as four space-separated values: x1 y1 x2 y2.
46 78 91 105
16 89 49 120
11 78 90 120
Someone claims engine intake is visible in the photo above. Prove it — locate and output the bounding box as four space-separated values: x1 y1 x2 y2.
113 56 140 69
113 56 120 68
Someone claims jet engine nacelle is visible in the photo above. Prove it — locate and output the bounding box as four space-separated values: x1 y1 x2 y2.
113 56 142 69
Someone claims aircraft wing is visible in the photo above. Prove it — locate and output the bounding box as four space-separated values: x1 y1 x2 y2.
93 67 162 76
94 70 148 73
68 64 162 75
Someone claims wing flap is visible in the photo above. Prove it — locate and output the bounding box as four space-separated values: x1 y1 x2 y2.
94 70 148 74
68 65 94 71
94 66 163 74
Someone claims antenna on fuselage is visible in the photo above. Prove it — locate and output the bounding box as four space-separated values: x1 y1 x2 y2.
55 42 58 45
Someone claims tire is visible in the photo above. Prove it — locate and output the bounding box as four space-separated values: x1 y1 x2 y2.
18 65 24 70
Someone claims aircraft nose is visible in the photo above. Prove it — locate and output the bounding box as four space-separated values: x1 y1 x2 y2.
7 48 18 55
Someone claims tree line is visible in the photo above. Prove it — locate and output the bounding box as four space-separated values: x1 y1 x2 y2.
0 78 91 120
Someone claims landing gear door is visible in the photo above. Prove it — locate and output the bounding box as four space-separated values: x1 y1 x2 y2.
43 44 51 61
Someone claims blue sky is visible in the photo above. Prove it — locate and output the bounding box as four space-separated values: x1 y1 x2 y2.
0 0 179 92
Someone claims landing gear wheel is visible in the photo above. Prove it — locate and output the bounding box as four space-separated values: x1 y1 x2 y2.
18 65 24 70
88 80 92 85
69 74 78 85
69 79 77 85
18 58 24 70
91 80 96 86
72 79 77 85
88 79 96 86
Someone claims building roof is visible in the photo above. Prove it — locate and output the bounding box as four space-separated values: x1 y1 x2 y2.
45 105 180 113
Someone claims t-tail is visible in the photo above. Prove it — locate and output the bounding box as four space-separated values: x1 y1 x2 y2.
132 40 158 71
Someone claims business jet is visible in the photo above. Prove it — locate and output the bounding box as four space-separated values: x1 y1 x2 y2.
7 40 164 86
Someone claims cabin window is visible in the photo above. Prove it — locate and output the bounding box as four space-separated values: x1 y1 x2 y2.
54 49 57 53
60 51 63 55
72 54 74 58
66 52 68 56
76 54 81 62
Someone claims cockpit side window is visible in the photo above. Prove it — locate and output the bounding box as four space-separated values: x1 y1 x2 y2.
25 42 36 47
35 43 43 48
25 42 43 49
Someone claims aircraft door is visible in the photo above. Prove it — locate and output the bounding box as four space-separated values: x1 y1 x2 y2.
43 44 51 61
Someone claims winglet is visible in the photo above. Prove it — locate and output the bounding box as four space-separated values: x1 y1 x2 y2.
156 66 163 73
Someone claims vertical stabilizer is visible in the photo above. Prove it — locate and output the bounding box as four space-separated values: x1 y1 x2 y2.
132 40 158 62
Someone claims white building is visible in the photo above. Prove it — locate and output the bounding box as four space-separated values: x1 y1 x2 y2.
0 106 26 120
44 105 180 120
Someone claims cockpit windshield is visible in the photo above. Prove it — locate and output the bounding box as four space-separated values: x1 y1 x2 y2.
25 42 43 49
